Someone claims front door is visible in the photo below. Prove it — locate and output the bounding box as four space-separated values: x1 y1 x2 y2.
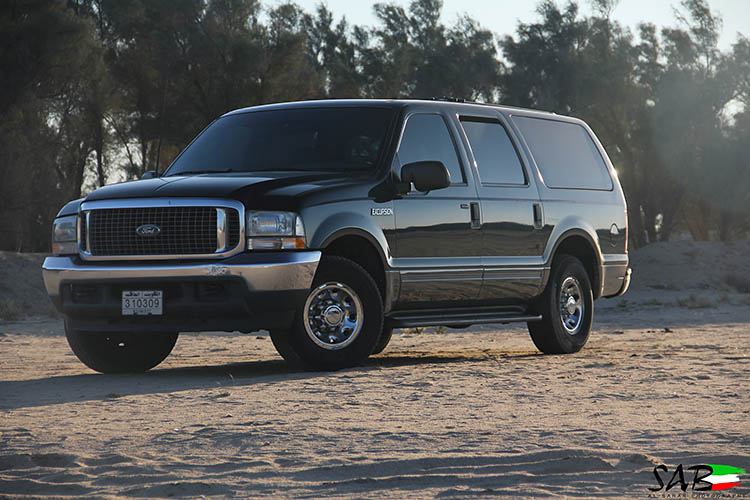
392 112 482 308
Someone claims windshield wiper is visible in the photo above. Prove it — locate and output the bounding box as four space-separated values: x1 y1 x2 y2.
165 168 236 177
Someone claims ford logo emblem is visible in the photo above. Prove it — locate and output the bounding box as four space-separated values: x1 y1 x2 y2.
135 224 161 237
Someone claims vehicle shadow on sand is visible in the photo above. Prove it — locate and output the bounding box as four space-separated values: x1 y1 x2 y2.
0 350 538 411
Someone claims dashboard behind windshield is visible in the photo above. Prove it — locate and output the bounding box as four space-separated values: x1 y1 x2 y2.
165 107 396 176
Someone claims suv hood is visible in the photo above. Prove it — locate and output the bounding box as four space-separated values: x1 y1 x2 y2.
84 172 371 206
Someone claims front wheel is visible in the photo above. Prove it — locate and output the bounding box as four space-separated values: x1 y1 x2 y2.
371 326 393 355
527 255 593 354
65 322 178 373
271 256 383 370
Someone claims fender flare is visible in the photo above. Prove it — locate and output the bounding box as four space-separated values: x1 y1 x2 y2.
544 219 604 297
311 213 396 311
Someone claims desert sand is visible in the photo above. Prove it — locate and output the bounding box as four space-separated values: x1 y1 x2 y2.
1 240 749 499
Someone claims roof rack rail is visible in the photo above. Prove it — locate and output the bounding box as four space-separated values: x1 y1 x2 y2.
430 96 465 103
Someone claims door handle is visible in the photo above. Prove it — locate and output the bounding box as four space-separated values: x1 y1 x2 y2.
470 202 481 230
533 203 544 230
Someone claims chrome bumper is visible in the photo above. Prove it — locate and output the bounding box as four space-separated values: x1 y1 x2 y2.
613 267 632 297
603 266 631 298
42 251 321 301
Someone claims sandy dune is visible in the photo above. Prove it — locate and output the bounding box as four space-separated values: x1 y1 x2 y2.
1 240 749 498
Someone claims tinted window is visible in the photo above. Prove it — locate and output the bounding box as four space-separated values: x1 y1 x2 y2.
460 119 526 185
512 116 612 190
165 107 394 176
398 114 465 184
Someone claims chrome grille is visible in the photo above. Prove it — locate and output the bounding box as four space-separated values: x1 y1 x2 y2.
78 199 244 261
85 206 240 257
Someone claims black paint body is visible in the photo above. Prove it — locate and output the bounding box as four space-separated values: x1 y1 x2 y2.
56 99 629 323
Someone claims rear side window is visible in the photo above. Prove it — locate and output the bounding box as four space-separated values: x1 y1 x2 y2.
512 116 613 190
398 113 465 184
460 118 526 185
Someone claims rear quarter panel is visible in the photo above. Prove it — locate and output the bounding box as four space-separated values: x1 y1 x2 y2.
503 110 628 295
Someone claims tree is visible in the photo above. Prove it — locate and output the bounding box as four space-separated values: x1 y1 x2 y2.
358 0 500 100
0 0 104 251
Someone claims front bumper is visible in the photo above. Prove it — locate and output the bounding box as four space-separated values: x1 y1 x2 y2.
42 251 320 333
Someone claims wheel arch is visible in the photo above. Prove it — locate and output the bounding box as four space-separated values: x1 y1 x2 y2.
317 227 392 311
545 224 603 299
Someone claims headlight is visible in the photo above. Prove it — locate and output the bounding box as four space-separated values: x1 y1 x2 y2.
246 211 306 250
51 215 78 255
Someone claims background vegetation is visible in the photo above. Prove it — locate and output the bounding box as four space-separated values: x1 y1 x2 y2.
1 0 748 251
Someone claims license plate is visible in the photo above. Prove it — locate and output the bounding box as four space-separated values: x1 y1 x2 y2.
122 291 163 316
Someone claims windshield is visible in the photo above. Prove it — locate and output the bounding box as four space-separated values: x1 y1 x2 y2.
164 107 395 176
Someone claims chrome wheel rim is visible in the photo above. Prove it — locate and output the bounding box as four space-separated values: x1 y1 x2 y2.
559 276 584 335
303 282 363 350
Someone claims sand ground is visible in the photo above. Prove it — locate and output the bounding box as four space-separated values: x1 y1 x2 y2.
1 240 749 499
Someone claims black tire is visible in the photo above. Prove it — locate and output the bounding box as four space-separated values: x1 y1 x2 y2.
271 256 383 370
268 329 304 366
527 255 593 354
65 321 178 373
371 326 393 355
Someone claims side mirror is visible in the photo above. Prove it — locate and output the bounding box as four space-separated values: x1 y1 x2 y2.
141 170 159 180
400 161 451 192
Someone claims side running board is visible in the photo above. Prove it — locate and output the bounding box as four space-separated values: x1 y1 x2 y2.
386 307 543 328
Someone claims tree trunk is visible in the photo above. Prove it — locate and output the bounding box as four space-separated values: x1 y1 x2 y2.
684 196 711 241
95 117 106 187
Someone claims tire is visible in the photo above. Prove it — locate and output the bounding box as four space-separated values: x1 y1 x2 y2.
268 329 304 366
371 326 393 355
527 255 593 354
65 321 178 373
271 256 383 370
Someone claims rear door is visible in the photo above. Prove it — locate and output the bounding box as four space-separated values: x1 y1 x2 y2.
392 111 482 308
455 112 546 301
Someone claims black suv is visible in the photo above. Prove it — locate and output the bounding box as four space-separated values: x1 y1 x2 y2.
42 99 631 372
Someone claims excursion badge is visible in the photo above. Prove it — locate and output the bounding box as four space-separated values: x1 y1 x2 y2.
370 208 393 216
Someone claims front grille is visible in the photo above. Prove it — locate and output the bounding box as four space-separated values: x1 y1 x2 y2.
86 206 233 257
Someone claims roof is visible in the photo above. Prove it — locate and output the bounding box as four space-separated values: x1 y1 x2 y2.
221 98 563 121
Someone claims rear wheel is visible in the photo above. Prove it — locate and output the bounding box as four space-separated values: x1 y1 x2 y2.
527 255 593 354
270 256 383 370
65 322 178 373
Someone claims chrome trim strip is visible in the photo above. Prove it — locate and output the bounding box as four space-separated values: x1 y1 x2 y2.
483 276 541 281
482 266 547 271
402 277 484 283
78 198 245 261
389 257 483 269
76 213 83 252
216 208 227 252
483 268 543 281
42 252 321 298
401 268 483 283
85 211 91 254
400 268 483 273
396 262 546 283
481 256 547 268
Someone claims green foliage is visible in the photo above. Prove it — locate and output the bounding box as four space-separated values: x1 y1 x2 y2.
0 0 105 251
501 0 749 246
0 0 747 251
